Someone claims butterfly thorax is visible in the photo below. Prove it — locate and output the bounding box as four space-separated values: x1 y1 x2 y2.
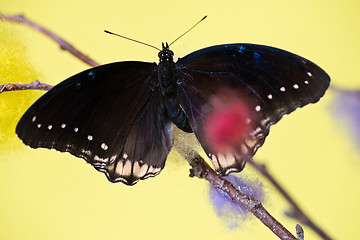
158 42 176 99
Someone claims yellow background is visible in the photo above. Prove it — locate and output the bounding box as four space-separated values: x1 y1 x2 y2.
1 0 360 239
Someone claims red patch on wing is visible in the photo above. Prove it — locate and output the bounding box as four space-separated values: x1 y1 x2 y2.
204 91 253 153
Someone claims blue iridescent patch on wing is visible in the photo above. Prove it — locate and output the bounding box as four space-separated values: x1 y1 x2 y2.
237 45 245 53
88 71 95 79
253 52 263 67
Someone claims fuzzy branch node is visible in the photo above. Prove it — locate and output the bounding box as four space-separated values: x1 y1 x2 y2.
189 155 298 240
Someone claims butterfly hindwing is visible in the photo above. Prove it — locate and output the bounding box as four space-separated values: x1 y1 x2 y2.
16 61 174 185
175 44 330 175
96 90 174 185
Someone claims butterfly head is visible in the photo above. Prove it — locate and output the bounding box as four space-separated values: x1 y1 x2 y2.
158 42 174 62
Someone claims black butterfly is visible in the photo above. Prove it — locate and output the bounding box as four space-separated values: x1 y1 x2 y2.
16 42 330 185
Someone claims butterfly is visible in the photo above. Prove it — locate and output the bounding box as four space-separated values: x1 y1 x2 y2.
16 40 330 185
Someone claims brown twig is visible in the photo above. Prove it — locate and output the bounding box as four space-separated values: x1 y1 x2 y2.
0 13 100 67
249 160 332 240
0 80 53 93
189 155 297 240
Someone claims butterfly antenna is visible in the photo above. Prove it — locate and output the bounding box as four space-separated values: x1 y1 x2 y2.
168 16 207 47
104 30 161 51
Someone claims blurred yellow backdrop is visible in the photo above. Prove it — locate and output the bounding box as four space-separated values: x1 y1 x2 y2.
1 0 360 239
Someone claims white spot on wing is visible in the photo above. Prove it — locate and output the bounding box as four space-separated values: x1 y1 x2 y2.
94 155 108 162
61 124 66 128
37 124 41 128
81 149 92 156
123 160 132 176
123 153 128 159
139 163 149 178
293 84 299 89
148 165 155 173
65 143 72 151
101 143 108 150
255 105 261 112
304 80 309 84
47 125 52 130
133 162 148 178
32 116 36 122
114 161 124 176
225 153 236 166
74 127 79 132
87 135 93 141
267 94 273 99
280 87 286 92
307 72 312 77
217 153 227 168
211 154 220 170
132 161 141 177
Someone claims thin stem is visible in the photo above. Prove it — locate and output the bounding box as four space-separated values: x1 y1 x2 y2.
249 159 333 240
0 13 100 67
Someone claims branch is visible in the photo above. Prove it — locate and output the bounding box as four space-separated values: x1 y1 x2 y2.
0 80 53 93
0 13 100 67
249 160 333 240
189 155 297 240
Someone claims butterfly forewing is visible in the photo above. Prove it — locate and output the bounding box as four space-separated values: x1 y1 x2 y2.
176 44 330 175
16 61 174 185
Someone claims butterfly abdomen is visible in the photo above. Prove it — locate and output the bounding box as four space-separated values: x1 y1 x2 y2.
163 98 193 133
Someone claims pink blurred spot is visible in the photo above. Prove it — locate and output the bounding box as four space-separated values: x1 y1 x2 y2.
204 91 252 152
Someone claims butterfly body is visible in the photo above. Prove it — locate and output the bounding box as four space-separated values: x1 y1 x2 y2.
16 43 330 185
158 42 193 133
